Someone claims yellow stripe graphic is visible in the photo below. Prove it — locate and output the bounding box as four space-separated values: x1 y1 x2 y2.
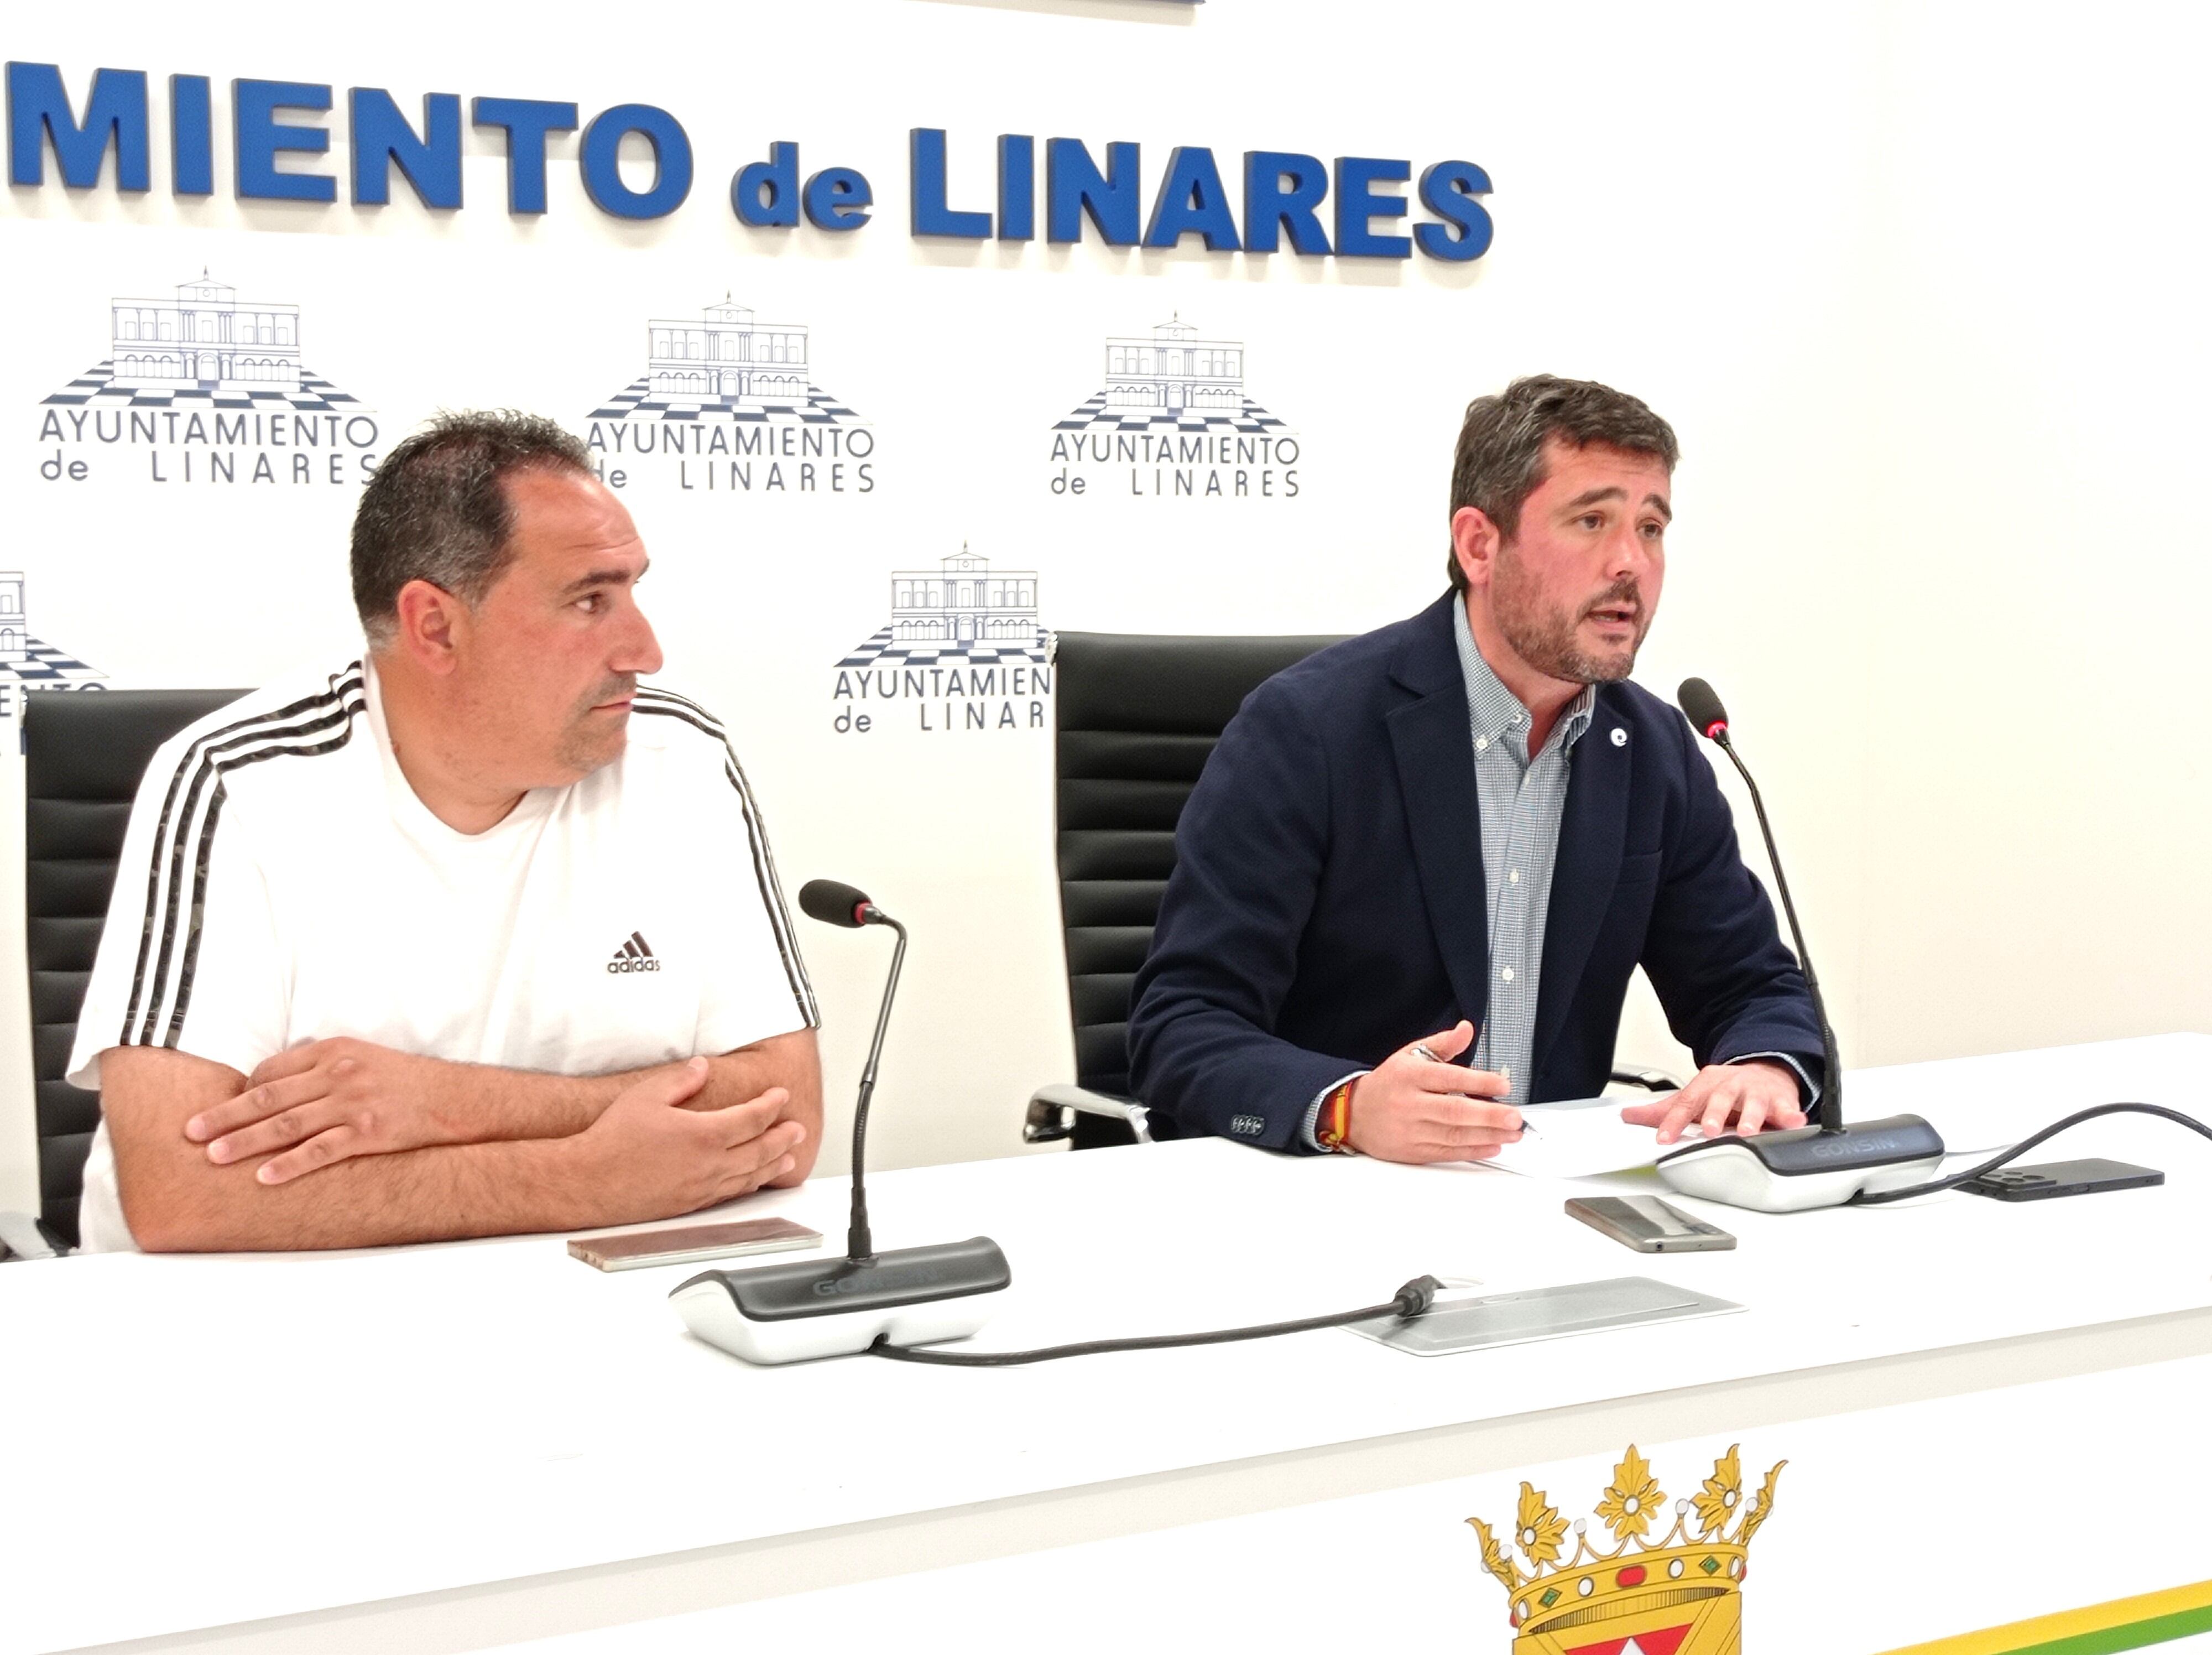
1877 1578 2212 1654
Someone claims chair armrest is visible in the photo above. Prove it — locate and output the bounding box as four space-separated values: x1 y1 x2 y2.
0 1211 65 1261
1608 1065 1682 1094
1024 1084 1154 1146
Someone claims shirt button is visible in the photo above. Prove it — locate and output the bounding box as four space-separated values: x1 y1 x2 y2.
1501 966 1515 982
1501 1066 1512 1083
1476 736 1489 751
1509 869 1521 884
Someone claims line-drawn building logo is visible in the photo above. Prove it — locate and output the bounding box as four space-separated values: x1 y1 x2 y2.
585 293 874 496
31 272 380 488
1048 315 1300 500
42 271 362 412
589 295 864 426
1058 315 1286 435
0 573 105 719
831 547 1052 737
841 547 1047 667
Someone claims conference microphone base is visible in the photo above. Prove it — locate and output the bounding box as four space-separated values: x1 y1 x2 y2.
671 1236 1013 1364
1656 1115 1947 1213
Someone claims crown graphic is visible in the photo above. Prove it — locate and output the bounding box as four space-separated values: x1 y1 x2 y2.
1467 1444 1785 1654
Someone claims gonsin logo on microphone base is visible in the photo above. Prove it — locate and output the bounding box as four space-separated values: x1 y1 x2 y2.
1806 1132 1902 1160
814 1268 944 1296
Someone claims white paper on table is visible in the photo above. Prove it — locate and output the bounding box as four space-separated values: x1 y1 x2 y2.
1478 1094 1688 1179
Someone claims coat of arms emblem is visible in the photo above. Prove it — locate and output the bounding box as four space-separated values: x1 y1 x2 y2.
1468 1445 1785 1653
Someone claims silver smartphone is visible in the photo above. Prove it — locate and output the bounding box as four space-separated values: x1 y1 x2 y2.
1564 1196 1736 1253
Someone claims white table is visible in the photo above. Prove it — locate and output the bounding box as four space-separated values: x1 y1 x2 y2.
492 1352 2212 1654
8 1034 2210 1654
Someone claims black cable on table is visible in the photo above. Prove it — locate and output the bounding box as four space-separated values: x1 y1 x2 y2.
867 1275 1443 1367
870 1106 2212 1362
1853 1102 2212 1205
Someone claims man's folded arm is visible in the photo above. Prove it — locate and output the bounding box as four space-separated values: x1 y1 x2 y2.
473 1025 823 1185
105 1042 813 1252
178 1027 823 1188
410 1028 821 1139
1641 715 1825 1099
1127 685 1359 1149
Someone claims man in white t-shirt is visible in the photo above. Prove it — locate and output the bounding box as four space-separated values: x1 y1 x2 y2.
69 411 822 1252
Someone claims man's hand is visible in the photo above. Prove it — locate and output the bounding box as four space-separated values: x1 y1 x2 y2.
565 1059 805 1223
1344 1019 1525 1164
186 1038 463 1183
1619 1060 1807 1145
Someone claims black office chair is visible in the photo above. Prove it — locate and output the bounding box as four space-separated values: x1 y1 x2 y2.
1023 633 1679 1150
12 688 248 1253
1024 632 1347 1148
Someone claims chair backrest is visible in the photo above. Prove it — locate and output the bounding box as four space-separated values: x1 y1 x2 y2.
1050 632 1344 1130
25 688 248 1245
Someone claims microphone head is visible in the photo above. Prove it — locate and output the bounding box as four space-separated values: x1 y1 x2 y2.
799 879 874 928
1677 677 1730 741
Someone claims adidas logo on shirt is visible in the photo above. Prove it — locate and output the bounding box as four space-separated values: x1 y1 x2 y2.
607 931 661 974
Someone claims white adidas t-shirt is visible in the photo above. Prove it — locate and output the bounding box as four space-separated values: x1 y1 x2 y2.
66 659 819 1252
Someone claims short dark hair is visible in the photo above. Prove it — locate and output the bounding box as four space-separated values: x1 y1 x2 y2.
350 410 593 646
1446 375 1679 591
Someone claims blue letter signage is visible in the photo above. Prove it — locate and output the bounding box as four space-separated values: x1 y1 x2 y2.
8 64 1496 269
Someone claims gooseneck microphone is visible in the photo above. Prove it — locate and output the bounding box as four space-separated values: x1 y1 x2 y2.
675 882 1455 1365
666 880 1012 1362
1674 680 1845 1134
1655 680 1947 1212
796 879 902 1260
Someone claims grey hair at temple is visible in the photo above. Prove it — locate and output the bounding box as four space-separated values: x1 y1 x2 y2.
349 410 593 647
1446 375 1679 591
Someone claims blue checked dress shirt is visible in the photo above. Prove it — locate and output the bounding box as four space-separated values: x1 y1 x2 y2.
1450 598 1594 1103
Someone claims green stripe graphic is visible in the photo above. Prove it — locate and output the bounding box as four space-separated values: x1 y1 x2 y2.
1999 1604 2212 1654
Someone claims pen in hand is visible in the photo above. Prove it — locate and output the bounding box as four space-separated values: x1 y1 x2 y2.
1411 1037 1538 1138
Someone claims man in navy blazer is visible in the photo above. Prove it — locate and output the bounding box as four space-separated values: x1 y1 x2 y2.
1128 376 1822 1163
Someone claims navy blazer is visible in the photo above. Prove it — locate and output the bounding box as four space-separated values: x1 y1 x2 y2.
1126 594 1823 1150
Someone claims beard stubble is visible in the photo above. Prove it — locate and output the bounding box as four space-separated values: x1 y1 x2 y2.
1489 545 1648 686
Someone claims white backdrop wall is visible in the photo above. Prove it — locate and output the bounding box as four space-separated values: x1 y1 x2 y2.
0 1 2204 1213
1853 5 2212 1062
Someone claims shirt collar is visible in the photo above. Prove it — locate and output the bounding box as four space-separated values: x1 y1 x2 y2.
1451 597 1596 756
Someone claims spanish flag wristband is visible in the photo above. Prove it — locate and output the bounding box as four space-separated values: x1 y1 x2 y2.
1317 1078 1358 1153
